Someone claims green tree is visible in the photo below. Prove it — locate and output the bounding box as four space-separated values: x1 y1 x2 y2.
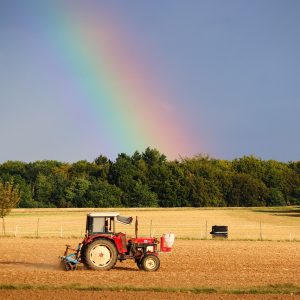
149 162 189 207
1 150 299 209
35 173 53 206
0 161 27 177
87 180 122 207
11 176 34 208
228 173 269 206
94 155 111 179
187 176 224 207
264 160 300 204
142 147 167 166
65 177 91 207
232 156 267 180
293 187 300 205
129 181 158 207
267 188 285 206
289 161 300 175
109 153 143 206
182 156 227 207
0 181 20 234
70 160 100 179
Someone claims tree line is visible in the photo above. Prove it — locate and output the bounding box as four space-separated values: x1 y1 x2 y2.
0 148 299 208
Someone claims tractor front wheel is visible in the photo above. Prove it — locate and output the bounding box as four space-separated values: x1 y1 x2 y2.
141 254 160 272
82 239 118 271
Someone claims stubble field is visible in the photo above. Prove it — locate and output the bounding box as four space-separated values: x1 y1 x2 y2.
0 207 300 299
3 206 300 240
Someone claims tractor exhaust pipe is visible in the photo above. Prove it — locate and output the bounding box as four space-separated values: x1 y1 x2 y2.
135 216 138 238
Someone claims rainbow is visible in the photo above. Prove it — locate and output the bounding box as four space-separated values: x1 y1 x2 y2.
38 2 197 159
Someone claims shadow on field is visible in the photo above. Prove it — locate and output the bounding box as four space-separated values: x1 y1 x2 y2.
0 261 60 270
255 207 300 217
0 261 139 272
113 266 139 272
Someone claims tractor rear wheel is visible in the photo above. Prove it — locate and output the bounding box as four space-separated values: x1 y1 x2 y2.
81 239 118 270
141 254 160 272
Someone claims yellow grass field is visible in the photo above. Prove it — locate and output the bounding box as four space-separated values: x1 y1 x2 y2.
2 207 300 241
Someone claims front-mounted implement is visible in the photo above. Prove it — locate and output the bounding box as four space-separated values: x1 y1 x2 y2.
60 212 175 272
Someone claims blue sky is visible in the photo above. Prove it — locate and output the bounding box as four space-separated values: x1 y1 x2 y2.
0 0 299 162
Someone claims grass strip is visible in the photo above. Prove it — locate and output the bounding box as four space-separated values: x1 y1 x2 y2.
0 283 299 295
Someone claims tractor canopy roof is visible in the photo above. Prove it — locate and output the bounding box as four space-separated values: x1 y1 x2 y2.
88 212 119 217
87 212 133 225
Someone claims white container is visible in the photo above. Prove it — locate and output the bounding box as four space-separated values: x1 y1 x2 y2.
163 233 175 248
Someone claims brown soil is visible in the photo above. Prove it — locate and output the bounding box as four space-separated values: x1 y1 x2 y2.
0 238 299 299
0 290 299 300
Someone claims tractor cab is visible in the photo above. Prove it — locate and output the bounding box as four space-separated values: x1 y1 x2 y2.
86 212 133 235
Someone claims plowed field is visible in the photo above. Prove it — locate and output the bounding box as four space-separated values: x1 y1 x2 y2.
0 238 299 299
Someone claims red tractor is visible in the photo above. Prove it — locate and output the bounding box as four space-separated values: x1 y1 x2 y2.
60 212 175 272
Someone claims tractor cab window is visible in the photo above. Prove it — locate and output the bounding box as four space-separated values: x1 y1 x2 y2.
92 217 105 233
88 216 114 234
